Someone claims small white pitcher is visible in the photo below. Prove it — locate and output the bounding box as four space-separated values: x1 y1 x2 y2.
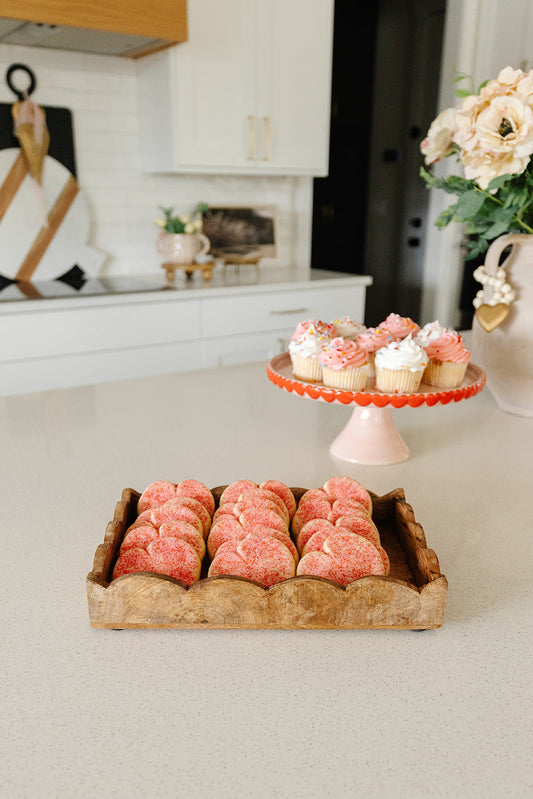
156 231 210 265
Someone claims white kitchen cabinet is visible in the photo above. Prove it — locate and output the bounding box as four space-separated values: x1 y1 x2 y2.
0 270 371 395
137 0 334 175
202 278 369 367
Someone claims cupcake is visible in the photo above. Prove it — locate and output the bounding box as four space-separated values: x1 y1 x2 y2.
318 337 369 390
289 322 332 381
415 320 450 348
331 316 366 340
422 331 471 387
357 327 397 377
375 335 427 393
379 313 420 340
291 318 336 340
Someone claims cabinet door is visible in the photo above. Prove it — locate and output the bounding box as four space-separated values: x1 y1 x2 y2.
203 330 290 368
256 0 334 174
138 0 334 174
175 0 257 167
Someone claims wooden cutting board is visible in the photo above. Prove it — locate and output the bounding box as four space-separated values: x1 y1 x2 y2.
0 102 104 283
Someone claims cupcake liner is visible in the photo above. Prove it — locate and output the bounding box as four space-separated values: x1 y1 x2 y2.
290 353 323 381
321 364 369 390
366 352 376 377
424 359 468 388
375 367 423 394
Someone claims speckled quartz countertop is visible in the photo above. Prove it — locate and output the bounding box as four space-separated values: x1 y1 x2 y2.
2 354 532 798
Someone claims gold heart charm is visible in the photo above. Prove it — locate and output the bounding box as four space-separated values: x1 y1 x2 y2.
475 303 510 332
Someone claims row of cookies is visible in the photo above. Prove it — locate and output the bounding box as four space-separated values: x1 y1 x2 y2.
112 479 216 584
207 480 299 586
292 477 390 586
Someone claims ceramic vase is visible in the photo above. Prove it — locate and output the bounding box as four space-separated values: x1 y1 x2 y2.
156 231 210 265
471 233 533 417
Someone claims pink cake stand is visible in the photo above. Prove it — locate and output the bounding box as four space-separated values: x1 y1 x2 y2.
266 353 486 465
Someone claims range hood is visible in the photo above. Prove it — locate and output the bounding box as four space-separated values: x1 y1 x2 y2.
0 1 187 58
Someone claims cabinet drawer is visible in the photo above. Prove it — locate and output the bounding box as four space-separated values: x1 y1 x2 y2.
202 285 366 338
0 340 204 397
0 300 201 362
203 330 291 368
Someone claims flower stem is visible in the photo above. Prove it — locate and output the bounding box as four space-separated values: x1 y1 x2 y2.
516 215 533 234
473 185 504 206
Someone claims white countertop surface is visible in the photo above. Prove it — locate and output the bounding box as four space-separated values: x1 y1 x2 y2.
0 267 373 313
2 355 532 798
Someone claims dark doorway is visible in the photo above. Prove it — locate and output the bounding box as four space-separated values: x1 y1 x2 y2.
311 0 446 326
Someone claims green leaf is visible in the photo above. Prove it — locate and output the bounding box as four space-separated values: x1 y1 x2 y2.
454 190 487 218
481 207 516 239
420 166 475 195
487 174 514 192
454 88 472 97
434 204 457 229
465 237 489 260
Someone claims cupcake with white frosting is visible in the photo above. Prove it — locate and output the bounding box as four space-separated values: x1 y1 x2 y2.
415 320 450 348
331 316 366 341
289 322 332 381
375 335 427 393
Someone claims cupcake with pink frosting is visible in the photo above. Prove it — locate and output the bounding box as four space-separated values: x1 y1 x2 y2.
422 331 471 387
318 337 369 390
357 327 398 377
291 318 336 341
379 313 420 340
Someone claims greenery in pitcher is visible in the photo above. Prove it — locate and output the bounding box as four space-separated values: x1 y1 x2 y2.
420 66 533 259
157 202 209 234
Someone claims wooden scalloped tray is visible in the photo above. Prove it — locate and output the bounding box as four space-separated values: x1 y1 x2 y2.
86 486 447 630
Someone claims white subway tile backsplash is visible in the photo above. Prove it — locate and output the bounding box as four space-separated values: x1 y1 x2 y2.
0 43 310 278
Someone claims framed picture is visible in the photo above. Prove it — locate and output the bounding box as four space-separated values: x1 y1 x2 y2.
202 205 277 260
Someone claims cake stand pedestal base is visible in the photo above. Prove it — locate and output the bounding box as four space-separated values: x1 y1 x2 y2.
330 405 409 465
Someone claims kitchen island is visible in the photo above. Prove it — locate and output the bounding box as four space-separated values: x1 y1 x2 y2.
2 357 532 798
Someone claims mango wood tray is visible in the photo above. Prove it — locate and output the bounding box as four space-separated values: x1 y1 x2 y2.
87 486 447 630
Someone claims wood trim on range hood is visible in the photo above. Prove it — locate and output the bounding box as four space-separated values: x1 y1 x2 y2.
0 0 188 58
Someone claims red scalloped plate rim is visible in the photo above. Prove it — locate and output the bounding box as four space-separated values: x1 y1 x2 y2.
266 354 486 409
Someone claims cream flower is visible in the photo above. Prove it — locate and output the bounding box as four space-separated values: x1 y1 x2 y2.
476 95 533 154
454 95 483 152
456 95 533 188
480 66 526 100
461 145 532 190
421 107 457 164
516 70 533 106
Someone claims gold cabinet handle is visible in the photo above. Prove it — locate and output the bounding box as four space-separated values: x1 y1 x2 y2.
262 116 270 161
247 115 256 160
